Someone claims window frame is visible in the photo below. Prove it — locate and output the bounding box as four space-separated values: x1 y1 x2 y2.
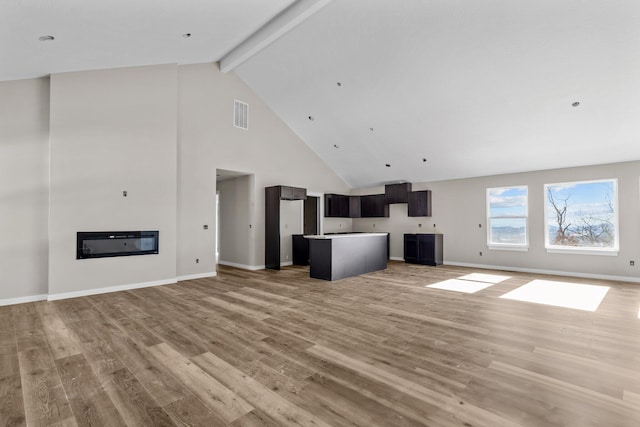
486 185 529 251
543 178 619 256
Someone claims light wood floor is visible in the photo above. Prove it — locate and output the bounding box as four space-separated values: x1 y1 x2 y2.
2 262 640 426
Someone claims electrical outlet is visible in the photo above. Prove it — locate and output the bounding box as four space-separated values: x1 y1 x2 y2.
418 223 422 227
122 190 127 197
630 260 635 266
479 251 483 256
196 258 199 263
373 224 376 228
479 224 482 228
433 224 436 228
203 225 208 230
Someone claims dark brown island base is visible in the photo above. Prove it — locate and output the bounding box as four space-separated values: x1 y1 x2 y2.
305 233 388 281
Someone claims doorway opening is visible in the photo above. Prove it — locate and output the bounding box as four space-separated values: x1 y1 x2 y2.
216 169 254 269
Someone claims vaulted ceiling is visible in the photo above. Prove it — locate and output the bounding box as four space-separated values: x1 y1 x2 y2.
0 0 295 81
4 0 640 188
234 0 640 187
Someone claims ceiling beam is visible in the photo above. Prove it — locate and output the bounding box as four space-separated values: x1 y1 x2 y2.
219 0 332 73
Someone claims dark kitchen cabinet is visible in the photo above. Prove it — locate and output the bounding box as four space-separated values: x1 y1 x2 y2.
265 185 307 270
324 194 349 217
325 194 362 218
349 196 361 218
404 234 419 263
404 233 443 266
279 186 307 201
292 234 309 266
385 183 412 204
360 194 389 218
408 190 432 217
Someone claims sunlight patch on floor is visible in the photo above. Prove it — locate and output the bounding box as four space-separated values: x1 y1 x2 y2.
500 279 609 312
458 273 511 284
427 279 495 294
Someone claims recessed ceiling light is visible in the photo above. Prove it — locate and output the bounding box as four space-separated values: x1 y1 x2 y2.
333 144 339 149
369 127 374 132
182 33 192 38
385 163 391 167
308 115 314 121
336 82 342 87
38 35 55 42
572 101 580 107
422 158 427 162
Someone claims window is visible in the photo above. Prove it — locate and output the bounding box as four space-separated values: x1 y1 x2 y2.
544 179 618 254
487 186 528 250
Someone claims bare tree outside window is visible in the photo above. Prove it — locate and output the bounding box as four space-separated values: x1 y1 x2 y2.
546 189 576 246
545 180 617 250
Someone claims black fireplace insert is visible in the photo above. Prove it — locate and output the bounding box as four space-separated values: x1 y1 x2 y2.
77 231 159 259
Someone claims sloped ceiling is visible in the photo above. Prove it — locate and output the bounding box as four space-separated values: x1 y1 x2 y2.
0 0 295 81
3 1 640 189
234 0 640 188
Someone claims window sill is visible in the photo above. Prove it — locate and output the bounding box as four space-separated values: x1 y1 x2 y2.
545 247 619 256
488 245 529 252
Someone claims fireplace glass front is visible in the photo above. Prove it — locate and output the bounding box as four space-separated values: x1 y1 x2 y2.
77 231 159 259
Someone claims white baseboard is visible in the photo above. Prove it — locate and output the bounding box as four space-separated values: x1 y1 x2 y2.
0 294 48 307
217 260 293 270
443 261 640 284
390 257 404 261
47 278 178 301
177 272 217 281
218 260 264 271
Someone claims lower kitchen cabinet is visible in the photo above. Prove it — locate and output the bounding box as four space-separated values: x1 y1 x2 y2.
404 233 443 266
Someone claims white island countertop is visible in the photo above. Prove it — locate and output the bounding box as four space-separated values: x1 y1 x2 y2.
303 233 388 239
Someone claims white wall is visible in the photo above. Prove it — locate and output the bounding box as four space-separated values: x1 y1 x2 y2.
0 62 351 302
280 199 303 264
7 60 634 303
177 63 352 276
217 175 253 268
353 161 640 281
0 78 50 302
48 65 178 296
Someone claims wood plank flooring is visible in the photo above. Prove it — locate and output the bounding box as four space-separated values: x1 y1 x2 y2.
2 262 640 426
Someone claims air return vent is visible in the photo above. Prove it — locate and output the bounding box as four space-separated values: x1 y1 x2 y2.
234 99 248 130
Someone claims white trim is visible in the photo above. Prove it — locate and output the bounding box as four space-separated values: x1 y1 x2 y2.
47 278 177 301
217 260 294 270
390 256 404 261
443 260 640 284
545 248 618 256
488 245 529 252
177 272 217 281
0 294 48 307
218 260 264 270
220 0 333 72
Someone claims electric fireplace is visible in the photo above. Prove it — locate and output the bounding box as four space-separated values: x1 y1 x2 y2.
76 231 159 259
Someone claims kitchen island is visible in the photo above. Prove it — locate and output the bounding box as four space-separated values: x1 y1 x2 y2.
305 233 388 281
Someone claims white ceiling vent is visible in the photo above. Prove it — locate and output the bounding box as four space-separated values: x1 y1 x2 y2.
234 99 248 130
